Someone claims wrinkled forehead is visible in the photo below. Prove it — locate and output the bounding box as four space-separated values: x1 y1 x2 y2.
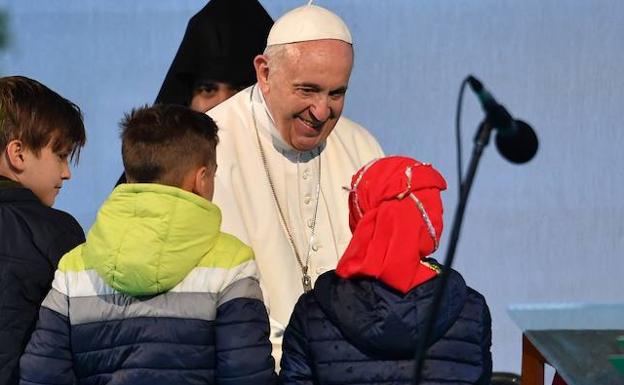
278 41 353 88
281 40 354 72
289 39 352 56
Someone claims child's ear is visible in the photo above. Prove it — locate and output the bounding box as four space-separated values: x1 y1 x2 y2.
191 166 206 193
191 165 216 201
5 139 27 171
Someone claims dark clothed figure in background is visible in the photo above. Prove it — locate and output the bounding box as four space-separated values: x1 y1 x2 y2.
155 0 273 112
116 0 272 186
0 76 86 385
280 156 492 385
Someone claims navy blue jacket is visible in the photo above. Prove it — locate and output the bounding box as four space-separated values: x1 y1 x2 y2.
280 266 492 385
19 183 275 385
0 177 84 385
22 299 275 385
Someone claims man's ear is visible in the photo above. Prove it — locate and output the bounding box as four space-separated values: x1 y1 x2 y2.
5 139 27 172
254 54 270 93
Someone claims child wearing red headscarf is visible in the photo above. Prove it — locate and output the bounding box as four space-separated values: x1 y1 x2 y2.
279 156 492 385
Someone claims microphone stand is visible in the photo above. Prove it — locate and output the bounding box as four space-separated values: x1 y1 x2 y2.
413 119 494 384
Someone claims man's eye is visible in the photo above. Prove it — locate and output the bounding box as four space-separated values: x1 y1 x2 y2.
329 89 347 99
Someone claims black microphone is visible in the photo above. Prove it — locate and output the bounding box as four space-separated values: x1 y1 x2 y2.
467 75 538 163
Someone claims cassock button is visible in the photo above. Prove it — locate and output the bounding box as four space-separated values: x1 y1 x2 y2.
302 169 311 180
312 243 320 252
307 218 315 228
304 195 312 205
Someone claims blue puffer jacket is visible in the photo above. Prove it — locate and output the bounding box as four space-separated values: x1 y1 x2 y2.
20 184 275 385
280 265 492 385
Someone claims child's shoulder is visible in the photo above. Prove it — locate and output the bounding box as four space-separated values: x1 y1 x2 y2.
0 186 84 248
198 232 255 270
26 205 84 252
185 232 259 295
56 244 86 272
41 205 83 234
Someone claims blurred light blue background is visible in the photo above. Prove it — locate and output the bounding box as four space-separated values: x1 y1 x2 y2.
1 0 623 375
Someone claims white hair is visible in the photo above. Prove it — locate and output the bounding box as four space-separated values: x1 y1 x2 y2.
263 44 291 71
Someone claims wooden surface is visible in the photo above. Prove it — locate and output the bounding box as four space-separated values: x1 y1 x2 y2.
522 334 546 385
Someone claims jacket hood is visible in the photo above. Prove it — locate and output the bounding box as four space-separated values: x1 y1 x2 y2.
83 184 221 296
314 263 467 359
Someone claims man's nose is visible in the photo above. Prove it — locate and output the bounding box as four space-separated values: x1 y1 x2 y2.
309 95 331 123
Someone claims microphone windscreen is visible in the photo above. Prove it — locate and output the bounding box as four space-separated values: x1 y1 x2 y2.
495 120 538 164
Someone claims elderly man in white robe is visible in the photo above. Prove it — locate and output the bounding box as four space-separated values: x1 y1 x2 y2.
208 3 384 365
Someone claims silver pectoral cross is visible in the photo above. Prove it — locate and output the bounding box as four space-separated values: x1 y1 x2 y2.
301 267 312 292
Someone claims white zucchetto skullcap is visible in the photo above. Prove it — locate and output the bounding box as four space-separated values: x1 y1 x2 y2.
266 4 352 46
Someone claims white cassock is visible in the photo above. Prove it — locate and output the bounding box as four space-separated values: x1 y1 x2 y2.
208 85 384 366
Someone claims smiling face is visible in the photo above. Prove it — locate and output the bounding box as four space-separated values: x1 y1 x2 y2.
18 142 72 206
255 39 353 151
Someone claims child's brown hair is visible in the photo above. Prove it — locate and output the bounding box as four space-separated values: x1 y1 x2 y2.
0 76 86 161
120 104 218 186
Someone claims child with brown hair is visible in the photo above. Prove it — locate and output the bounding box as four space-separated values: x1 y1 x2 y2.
0 75 86 385
20 104 275 385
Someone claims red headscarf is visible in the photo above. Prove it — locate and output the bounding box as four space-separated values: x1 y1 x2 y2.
336 156 447 293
